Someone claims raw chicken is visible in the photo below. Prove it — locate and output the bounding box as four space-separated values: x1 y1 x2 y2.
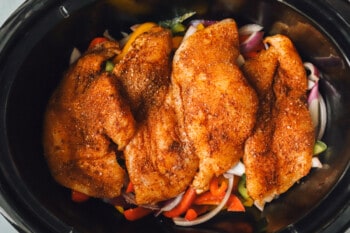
243 35 315 208
171 19 258 193
119 26 199 204
113 26 173 121
43 41 135 198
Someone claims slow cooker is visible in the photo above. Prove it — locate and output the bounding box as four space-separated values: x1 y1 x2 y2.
0 0 349 232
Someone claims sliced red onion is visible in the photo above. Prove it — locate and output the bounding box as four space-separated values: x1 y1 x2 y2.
308 81 319 128
304 62 320 81
240 31 264 54
238 24 263 35
155 192 184 216
172 175 234 226
224 161 245 177
317 92 327 140
69 47 81 64
190 19 217 27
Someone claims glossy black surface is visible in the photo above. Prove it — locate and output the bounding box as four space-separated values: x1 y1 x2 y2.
0 0 349 232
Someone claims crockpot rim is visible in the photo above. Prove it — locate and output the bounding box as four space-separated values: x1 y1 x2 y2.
0 0 349 233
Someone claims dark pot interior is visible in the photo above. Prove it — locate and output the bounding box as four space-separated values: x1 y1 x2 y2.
0 0 349 233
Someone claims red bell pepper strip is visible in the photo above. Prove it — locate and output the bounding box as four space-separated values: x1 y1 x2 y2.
88 37 108 49
126 182 134 193
163 186 197 218
226 194 245 212
124 207 153 221
209 176 228 196
71 190 89 202
185 208 198 221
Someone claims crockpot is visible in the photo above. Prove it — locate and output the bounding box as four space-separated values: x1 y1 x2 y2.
0 0 349 232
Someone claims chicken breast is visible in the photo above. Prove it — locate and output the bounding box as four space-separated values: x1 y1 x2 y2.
172 19 258 193
124 90 199 204
43 41 136 198
113 26 173 121
243 35 315 207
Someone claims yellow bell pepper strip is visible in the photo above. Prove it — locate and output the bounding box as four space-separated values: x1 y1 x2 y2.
124 207 153 221
71 190 90 202
115 22 157 62
163 186 197 218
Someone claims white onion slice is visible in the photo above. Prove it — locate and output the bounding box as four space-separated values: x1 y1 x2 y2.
155 192 184 216
172 175 234 226
312 157 323 168
239 24 263 35
224 161 245 177
69 47 81 64
183 25 197 40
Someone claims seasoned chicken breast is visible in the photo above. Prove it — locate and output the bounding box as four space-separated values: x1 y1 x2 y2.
243 35 315 207
43 41 136 198
124 90 199 204
113 26 173 121
172 19 258 193
113 26 194 204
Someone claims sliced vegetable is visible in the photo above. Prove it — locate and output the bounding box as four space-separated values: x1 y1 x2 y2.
238 174 249 200
115 22 157 62
124 207 153 221
155 192 184 216
126 182 134 193
172 36 184 49
238 24 264 36
312 157 323 168
69 47 81 65
159 11 196 34
71 190 89 202
225 161 245 177
240 31 265 55
185 208 198 221
209 176 228 196
163 187 197 218
308 80 319 128
105 60 114 72
173 175 234 226
88 37 108 49
226 194 245 212
314 140 327 155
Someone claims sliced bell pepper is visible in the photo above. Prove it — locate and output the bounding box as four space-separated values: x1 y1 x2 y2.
209 175 228 197
124 207 153 221
163 186 197 218
71 190 90 202
88 37 108 49
226 194 245 212
115 22 157 62
126 181 134 193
